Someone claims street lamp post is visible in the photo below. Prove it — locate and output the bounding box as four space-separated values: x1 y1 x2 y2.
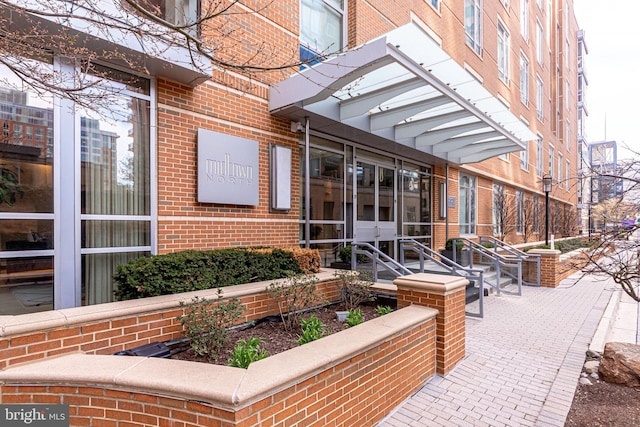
543 175 553 246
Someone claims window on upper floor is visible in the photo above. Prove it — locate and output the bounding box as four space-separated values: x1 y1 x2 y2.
549 145 554 179
536 137 543 177
498 22 510 83
566 38 571 70
566 120 571 151
140 0 199 36
536 76 543 121
520 0 529 41
520 54 529 106
520 141 529 170
428 0 440 10
502 0 509 9
558 153 563 187
465 0 483 55
300 0 344 65
536 21 544 64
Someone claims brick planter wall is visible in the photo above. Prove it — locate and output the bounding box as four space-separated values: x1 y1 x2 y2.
1 270 470 426
394 273 468 375
0 306 438 426
0 272 341 370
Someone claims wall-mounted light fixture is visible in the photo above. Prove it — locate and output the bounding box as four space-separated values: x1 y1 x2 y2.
270 144 292 211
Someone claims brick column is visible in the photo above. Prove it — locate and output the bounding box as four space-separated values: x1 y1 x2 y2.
528 249 561 288
394 273 468 375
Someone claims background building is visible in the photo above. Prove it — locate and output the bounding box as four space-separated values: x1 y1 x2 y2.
0 0 583 314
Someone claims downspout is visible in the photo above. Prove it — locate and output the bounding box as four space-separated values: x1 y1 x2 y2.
304 117 310 248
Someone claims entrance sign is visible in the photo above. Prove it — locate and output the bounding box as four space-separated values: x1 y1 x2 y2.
198 129 259 206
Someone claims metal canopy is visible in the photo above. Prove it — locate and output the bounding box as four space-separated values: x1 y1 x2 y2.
269 23 537 164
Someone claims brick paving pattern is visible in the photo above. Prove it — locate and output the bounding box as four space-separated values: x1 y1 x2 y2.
379 273 613 426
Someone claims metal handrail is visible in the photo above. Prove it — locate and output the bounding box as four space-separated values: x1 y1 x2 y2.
350 242 412 282
450 237 523 296
399 239 485 318
477 236 541 287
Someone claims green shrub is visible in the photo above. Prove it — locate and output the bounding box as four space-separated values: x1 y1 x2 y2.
445 238 464 251
227 337 268 368
338 245 367 264
177 290 246 360
296 315 327 345
265 275 324 331
524 238 596 254
346 308 364 327
114 247 309 300
376 305 393 316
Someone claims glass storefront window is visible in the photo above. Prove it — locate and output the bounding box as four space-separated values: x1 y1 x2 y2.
82 251 150 305
399 164 431 239
82 220 150 248
0 59 55 315
0 255 53 315
0 56 152 313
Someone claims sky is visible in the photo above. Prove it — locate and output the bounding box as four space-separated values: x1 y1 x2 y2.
574 1 640 160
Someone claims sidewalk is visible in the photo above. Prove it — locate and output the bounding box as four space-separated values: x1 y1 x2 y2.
379 272 618 427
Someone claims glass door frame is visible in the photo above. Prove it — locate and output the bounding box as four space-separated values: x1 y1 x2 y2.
353 153 397 257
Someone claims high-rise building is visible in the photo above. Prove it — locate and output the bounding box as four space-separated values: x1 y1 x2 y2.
0 0 584 314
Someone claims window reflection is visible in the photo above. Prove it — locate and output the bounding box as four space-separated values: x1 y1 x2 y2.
0 85 54 214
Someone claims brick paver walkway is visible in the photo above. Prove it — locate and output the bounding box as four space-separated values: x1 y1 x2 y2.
379 273 613 427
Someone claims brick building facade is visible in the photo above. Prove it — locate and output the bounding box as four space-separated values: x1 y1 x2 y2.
0 0 583 314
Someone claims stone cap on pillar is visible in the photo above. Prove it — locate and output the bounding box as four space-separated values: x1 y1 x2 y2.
394 273 469 295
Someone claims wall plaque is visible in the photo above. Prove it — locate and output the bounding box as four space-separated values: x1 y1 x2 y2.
198 129 259 206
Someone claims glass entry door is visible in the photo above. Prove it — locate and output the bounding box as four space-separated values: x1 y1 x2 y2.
354 160 396 257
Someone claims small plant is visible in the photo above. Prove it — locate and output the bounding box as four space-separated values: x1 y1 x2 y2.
266 274 324 331
177 289 246 360
345 308 364 327
338 245 367 264
334 270 375 311
445 238 464 251
376 305 393 316
296 315 327 345
227 337 268 368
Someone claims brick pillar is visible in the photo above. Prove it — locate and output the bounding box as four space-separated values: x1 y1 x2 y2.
528 249 561 288
394 273 468 375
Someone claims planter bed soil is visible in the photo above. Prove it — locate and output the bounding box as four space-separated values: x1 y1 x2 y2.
171 303 381 366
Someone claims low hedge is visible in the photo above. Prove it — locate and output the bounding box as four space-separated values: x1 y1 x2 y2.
525 238 596 253
114 247 321 301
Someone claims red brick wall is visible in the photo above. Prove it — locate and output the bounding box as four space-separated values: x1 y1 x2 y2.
0 316 436 427
0 279 341 371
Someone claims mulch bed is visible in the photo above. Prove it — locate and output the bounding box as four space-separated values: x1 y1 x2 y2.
171 303 381 366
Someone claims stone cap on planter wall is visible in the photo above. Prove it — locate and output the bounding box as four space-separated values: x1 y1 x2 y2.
0 305 438 409
394 273 469 295
0 270 339 337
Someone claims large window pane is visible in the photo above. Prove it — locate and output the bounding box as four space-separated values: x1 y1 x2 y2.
82 252 150 305
82 220 150 248
0 66 54 214
0 255 53 315
309 147 344 221
80 95 151 216
301 0 343 55
1 219 53 251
